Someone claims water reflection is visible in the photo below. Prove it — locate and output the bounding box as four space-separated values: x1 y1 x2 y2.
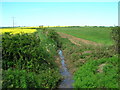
58 50 74 88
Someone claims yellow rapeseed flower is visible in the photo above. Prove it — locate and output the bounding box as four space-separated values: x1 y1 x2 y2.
1 28 37 34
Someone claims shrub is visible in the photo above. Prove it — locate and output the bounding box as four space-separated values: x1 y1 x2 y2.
2 69 61 88
2 31 61 88
2 69 37 88
2 32 55 72
111 27 120 54
47 30 62 49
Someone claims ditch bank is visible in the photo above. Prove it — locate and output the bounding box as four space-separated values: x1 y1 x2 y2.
57 50 74 88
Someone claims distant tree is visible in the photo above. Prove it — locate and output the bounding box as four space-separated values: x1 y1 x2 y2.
39 25 43 28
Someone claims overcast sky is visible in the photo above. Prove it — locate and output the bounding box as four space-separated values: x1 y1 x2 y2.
1 1 119 27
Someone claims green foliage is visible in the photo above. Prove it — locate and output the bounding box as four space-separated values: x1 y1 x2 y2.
111 27 120 43
111 27 120 54
59 37 117 88
3 69 61 88
73 56 118 88
60 38 115 68
3 69 37 88
2 31 61 88
45 29 62 49
2 32 54 72
37 28 62 56
45 26 118 88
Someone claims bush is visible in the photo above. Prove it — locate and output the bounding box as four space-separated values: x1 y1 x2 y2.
2 69 37 88
2 32 61 88
2 69 61 88
47 30 62 49
2 32 56 72
111 27 120 54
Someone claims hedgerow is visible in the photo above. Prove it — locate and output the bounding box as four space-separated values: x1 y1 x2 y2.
2 30 61 88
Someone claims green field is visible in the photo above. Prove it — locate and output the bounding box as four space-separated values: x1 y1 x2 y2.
50 27 113 45
2 27 119 88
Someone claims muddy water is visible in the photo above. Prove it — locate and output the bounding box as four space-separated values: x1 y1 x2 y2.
58 50 74 88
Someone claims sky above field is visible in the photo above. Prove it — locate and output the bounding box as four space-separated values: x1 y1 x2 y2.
1 1 119 27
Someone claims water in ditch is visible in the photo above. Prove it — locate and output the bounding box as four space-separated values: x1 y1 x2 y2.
58 50 74 88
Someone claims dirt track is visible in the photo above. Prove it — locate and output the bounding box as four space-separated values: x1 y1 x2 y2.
57 32 102 46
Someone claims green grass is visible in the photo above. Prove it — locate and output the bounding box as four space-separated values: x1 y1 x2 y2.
73 55 118 88
60 37 115 72
50 27 113 45
60 36 117 88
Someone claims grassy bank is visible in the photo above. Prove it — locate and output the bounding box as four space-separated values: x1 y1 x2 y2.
48 26 118 88
74 55 118 88
60 34 118 88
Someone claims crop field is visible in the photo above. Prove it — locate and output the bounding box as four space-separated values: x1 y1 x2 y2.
54 26 119 88
49 26 119 88
1 28 37 34
2 1 119 89
50 27 114 45
2 26 119 89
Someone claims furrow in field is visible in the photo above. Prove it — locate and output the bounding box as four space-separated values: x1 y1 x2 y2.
57 32 102 46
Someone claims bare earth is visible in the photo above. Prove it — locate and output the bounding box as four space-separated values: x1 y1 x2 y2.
97 63 106 73
57 32 102 46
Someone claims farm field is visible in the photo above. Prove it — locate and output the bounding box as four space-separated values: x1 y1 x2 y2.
1 26 119 89
1 28 37 34
60 37 118 88
2 1 119 89
49 26 118 88
50 27 114 45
